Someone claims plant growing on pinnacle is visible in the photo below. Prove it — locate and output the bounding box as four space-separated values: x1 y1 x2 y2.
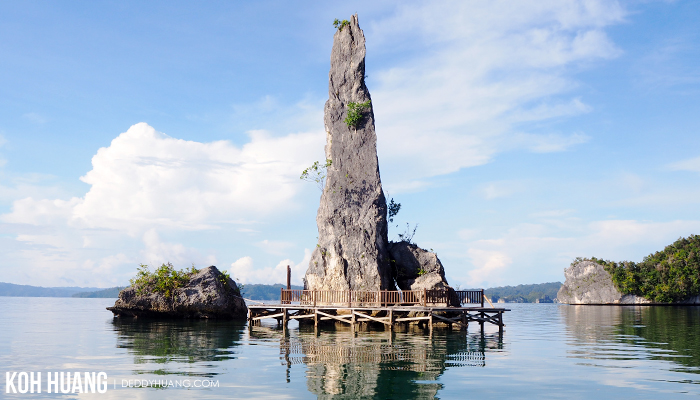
388 198 401 223
344 100 371 129
333 18 350 31
300 159 333 191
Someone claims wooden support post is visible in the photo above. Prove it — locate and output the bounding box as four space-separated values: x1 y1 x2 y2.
481 289 484 308
388 309 394 330
498 311 504 335
480 312 485 335
423 289 427 307
283 308 288 327
286 265 291 291
461 311 468 331
314 309 318 328
428 311 433 333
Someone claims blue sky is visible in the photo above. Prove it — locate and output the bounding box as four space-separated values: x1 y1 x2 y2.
0 1 698 288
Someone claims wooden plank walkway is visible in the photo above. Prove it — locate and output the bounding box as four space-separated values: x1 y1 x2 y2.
247 304 509 334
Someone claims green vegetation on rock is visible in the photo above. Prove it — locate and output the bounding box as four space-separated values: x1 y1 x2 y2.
587 234 700 303
130 263 200 297
333 18 350 31
300 159 332 191
344 100 371 128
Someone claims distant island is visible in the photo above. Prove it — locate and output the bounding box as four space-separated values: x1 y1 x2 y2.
72 287 126 298
484 282 562 303
0 281 302 300
558 234 700 304
1 280 560 302
0 282 104 297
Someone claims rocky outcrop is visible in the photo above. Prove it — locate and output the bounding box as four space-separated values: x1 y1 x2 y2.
304 14 394 292
389 241 451 291
557 261 651 304
107 266 247 319
389 241 459 306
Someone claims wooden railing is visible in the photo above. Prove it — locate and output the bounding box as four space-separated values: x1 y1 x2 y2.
280 288 484 307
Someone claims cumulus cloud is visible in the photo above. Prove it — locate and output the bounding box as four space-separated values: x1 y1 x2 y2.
369 0 624 191
0 123 323 286
229 249 311 286
454 218 700 288
2 123 324 233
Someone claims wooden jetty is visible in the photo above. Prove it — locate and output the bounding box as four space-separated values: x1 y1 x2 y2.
248 288 509 334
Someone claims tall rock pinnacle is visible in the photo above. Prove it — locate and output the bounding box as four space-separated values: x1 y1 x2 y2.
304 15 394 291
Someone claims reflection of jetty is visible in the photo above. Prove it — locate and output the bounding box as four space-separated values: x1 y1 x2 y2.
249 324 504 397
248 289 509 334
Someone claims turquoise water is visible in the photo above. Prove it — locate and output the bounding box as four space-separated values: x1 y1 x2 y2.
2 298 700 399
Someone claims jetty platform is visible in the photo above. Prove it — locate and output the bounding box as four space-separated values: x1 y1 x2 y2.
248 289 509 334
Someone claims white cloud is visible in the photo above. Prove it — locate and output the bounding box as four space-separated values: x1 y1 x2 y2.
139 229 217 268
467 248 512 287
370 0 624 191
229 249 311 286
256 239 295 256
2 123 324 233
515 132 590 153
453 218 700 288
480 180 527 200
0 122 324 286
668 155 700 173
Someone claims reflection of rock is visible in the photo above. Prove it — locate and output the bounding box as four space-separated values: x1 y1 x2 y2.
108 266 247 319
560 305 700 372
251 325 501 398
112 319 244 374
304 14 394 292
557 261 650 304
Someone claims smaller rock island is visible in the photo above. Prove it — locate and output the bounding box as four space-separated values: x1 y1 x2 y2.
557 260 650 304
108 265 247 319
558 235 700 305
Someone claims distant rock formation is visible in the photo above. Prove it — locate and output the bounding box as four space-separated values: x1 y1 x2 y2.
108 266 247 319
304 14 394 292
557 261 650 304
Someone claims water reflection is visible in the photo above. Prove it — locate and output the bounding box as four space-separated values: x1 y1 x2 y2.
111 318 245 376
560 305 700 373
250 324 503 398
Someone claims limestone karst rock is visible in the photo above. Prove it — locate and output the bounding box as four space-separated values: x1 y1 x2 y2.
107 266 247 319
557 260 650 304
304 15 394 291
388 241 459 306
388 241 451 291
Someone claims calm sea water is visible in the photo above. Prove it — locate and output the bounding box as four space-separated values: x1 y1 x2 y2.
2 298 700 399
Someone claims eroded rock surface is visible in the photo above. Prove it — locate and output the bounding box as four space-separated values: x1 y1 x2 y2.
557 261 651 304
304 14 393 291
389 241 450 290
388 241 459 306
108 266 247 319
